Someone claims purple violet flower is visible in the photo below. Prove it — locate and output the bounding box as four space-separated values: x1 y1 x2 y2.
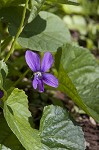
0 90 4 99
25 50 58 92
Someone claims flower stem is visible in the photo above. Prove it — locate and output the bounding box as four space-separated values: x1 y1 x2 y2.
4 0 29 62
13 69 29 87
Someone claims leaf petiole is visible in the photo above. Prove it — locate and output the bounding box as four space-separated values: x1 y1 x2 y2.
4 0 29 62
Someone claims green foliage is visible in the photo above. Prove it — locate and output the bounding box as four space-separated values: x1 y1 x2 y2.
28 0 46 23
0 0 99 149
4 88 42 150
17 11 71 52
79 0 99 16
62 0 99 16
40 105 85 150
0 60 8 85
79 79 99 114
47 0 78 5
0 60 8 102
3 88 85 150
55 43 99 121
0 6 25 34
0 8 71 52
0 114 25 150
0 0 26 9
63 15 87 35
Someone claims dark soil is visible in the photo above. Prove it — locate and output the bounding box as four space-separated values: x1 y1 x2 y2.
79 116 99 150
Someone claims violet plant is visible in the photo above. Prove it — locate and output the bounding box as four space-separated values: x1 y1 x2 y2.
0 0 99 150
25 50 58 92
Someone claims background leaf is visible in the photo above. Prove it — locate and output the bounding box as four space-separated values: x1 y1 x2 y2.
40 105 85 150
0 0 25 9
47 0 78 5
0 114 25 150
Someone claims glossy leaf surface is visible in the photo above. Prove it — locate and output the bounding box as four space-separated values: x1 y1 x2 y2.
40 105 85 150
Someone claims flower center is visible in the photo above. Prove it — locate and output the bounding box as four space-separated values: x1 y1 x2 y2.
34 72 42 80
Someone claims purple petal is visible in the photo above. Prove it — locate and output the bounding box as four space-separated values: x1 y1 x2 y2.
0 90 4 99
25 50 40 72
42 73 58 88
32 77 44 92
32 77 38 89
38 79 44 92
41 52 54 72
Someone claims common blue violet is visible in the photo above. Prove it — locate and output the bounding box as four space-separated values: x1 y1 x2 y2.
25 50 58 92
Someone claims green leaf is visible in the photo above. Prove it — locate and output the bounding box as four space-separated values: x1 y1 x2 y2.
63 44 99 91
0 6 24 32
0 114 25 150
0 0 25 9
0 60 8 86
61 44 99 115
28 0 46 23
17 11 71 52
47 0 78 5
56 65 94 118
3 88 85 149
40 105 85 150
4 88 42 150
55 43 99 122
79 79 99 114
0 60 8 102
0 7 70 52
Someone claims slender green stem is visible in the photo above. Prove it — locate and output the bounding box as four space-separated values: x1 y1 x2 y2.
4 0 29 62
13 69 29 87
